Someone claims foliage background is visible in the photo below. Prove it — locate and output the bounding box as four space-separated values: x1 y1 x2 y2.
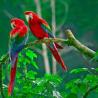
0 0 98 98
0 0 98 66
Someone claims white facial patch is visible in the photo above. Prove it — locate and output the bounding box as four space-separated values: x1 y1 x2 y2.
25 15 30 22
11 22 15 29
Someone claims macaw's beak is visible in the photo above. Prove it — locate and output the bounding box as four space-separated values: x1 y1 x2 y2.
24 11 33 22
24 11 29 22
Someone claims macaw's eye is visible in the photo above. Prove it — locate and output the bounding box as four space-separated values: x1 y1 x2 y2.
11 23 16 29
25 14 33 22
29 15 33 20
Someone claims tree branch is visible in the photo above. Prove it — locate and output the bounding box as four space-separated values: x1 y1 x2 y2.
51 0 57 74
65 29 95 58
0 29 96 66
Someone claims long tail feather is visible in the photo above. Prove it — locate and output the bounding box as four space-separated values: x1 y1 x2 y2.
8 58 17 96
54 42 63 49
47 43 67 70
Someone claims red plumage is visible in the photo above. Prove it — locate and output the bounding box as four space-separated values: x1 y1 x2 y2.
47 44 67 70
8 18 28 96
8 58 17 96
24 11 67 70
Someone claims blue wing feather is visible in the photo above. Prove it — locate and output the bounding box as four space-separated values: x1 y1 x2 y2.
40 21 63 49
9 33 28 65
41 23 54 38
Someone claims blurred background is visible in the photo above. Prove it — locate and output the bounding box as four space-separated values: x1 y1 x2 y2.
0 0 98 73
0 0 98 97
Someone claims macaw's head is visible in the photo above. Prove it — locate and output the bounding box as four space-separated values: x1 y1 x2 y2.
24 11 39 22
10 18 28 37
11 18 25 28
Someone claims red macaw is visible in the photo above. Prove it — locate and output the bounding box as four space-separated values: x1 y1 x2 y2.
8 18 28 95
24 11 67 70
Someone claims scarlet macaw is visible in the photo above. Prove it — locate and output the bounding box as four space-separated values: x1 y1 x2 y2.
24 11 67 70
8 18 28 95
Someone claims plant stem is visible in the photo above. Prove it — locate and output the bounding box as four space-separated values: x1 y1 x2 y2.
51 0 57 74
0 54 8 98
0 64 5 98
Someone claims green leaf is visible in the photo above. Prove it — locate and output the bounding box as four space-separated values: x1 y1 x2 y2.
44 74 62 85
16 71 22 79
26 70 37 80
7 63 11 70
65 79 81 89
95 68 98 72
31 61 39 69
26 50 37 59
71 86 79 94
83 75 98 85
0 54 8 62
70 68 88 74
66 93 78 98
79 83 87 94
24 58 30 64
92 51 98 61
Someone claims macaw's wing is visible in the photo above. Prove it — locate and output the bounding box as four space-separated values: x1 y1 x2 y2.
9 35 28 58
10 27 20 38
9 28 28 59
40 19 63 49
10 26 28 46
39 18 54 38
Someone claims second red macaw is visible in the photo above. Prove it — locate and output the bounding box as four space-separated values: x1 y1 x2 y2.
8 18 28 95
24 11 67 70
